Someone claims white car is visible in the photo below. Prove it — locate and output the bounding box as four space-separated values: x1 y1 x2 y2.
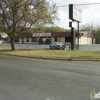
49 42 66 50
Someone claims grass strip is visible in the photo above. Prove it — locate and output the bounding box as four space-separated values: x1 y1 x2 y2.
0 46 100 60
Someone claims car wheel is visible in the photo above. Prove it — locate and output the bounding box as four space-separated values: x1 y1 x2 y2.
60 47 62 50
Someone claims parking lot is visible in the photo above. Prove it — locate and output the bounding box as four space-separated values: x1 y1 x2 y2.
79 44 100 51
17 44 100 51
0 41 100 51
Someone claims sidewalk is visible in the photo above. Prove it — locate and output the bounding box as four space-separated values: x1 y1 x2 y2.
0 40 10 44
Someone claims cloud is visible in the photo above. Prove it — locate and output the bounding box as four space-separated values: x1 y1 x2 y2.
53 0 100 28
54 10 69 28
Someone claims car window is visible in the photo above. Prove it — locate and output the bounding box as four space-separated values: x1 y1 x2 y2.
56 42 60 45
60 43 63 45
52 42 64 46
52 42 56 46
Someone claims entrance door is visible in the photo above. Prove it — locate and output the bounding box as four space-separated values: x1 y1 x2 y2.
55 37 57 42
57 37 61 42
22 37 24 43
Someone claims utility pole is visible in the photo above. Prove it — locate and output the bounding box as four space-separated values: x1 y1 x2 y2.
69 4 82 50
77 22 79 49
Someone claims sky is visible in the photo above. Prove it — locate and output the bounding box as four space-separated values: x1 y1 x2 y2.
52 0 100 29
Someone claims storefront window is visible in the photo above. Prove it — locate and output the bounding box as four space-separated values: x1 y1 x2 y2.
31 37 37 42
26 37 30 42
15 37 19 42
65 37 71 42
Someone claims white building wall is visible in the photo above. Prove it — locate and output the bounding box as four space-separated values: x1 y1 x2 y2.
37 37 40 42
19 38 22 43
80 37 88 44
87 38 92 44
23 38 26 43
29 38 31 43
75 37 93 45
51 37 55 43
61 37 65 43
93 38 95 44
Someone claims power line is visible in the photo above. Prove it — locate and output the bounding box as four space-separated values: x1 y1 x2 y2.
56 2 100 7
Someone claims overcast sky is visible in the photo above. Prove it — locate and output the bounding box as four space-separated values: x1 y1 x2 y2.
52 0 100 29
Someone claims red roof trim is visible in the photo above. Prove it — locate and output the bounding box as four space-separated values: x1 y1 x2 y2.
18 32 95 38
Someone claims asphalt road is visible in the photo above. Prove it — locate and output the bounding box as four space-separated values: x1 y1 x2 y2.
1 41 100 51
0 55 100 100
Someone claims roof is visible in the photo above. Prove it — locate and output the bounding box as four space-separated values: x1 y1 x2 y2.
18 33 33 37
17 31 95 38
51 32 71 37
82 31 96 38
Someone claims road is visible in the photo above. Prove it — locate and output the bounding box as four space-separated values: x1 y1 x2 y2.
0 55 100 100
1 41 100 50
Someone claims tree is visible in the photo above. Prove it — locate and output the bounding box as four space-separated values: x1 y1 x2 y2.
0 0 58 50
80 23 96 31
80 23 100 43
32 26 67 33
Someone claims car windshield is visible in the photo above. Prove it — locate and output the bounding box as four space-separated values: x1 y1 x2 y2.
54 42 64 45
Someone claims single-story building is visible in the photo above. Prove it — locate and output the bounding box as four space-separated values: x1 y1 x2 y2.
15 31 96 45
76 31 96 44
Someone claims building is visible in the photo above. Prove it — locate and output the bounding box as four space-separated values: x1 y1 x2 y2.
76 31 96 44
15 31 96 45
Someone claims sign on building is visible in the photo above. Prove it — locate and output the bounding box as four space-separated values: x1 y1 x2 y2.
33 33 51 37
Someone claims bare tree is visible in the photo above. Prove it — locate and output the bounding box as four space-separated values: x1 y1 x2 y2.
80 23 96 31
0 0 58 50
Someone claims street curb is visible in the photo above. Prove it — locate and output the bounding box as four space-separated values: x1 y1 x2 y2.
1 54 100 62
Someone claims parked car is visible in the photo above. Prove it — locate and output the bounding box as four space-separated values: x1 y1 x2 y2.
45 38 51 44
38 38 43 44
49 42 66 50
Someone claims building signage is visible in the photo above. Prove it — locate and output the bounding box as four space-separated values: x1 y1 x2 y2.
33 33 51 37
69 4 82 22
69 21 77 28
73 5 82 22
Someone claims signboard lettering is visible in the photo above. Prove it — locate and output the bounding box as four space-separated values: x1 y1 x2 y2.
33 33 51 37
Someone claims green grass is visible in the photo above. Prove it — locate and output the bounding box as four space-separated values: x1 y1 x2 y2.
0 46 100 60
